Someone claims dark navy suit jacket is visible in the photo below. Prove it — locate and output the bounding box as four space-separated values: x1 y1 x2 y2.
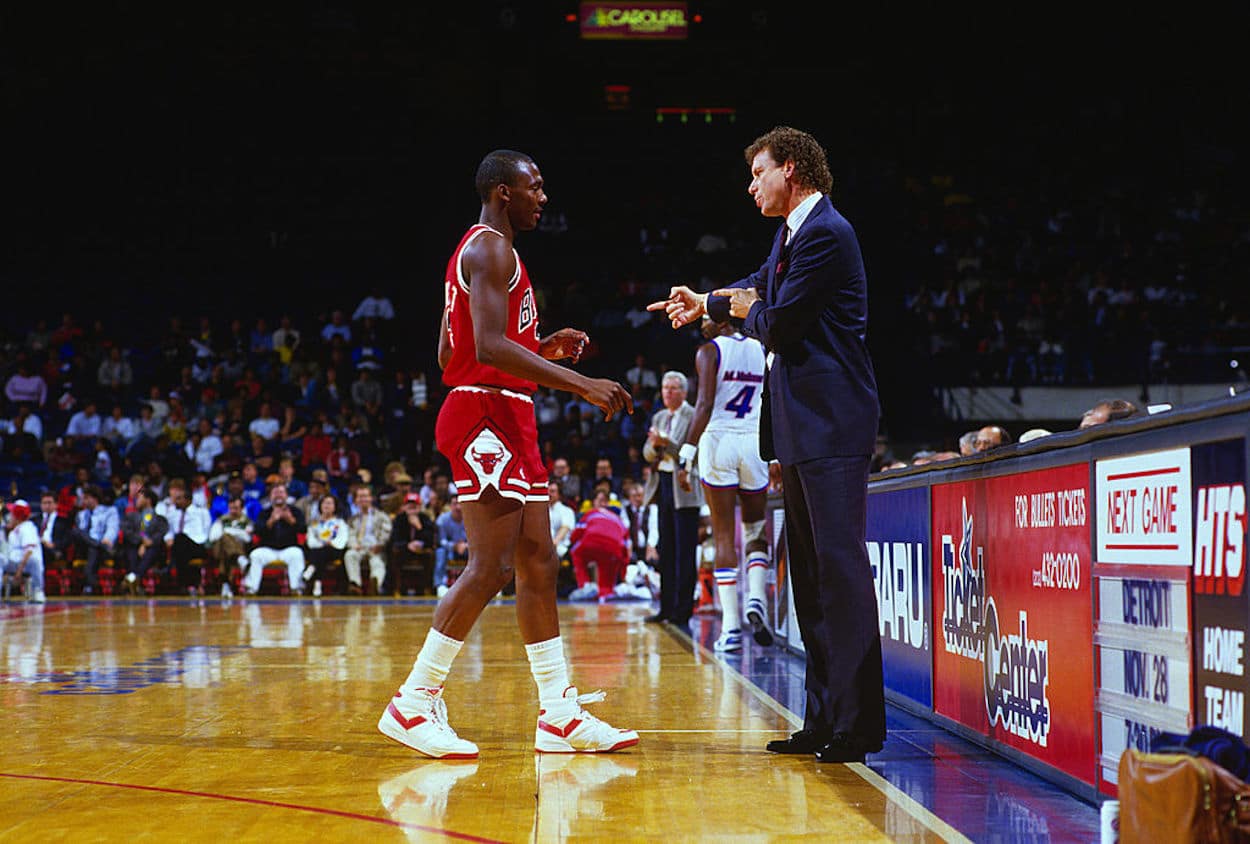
709 196 879 464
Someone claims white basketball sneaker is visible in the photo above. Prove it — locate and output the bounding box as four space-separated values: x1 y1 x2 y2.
378 687 479 759
535 687 639 754
714 628 743 652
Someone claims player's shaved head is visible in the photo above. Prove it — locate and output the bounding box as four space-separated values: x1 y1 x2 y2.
475 149 536 203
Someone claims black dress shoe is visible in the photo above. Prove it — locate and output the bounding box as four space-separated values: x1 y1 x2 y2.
766 729 829 754
644 613 668 624
814 733 875 763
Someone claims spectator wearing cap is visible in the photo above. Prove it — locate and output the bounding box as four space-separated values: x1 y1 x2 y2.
388 491 436 595
72 484 119 594
4 499 45 602
244 484 307 596
305 494 348 597
296 469 329 523
345 486 391 595
380 472 414 516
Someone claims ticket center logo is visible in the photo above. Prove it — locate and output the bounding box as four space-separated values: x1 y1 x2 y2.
983 598 1051 746
941 499 986 659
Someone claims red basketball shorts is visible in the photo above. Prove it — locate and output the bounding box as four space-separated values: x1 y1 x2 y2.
435 386 549 504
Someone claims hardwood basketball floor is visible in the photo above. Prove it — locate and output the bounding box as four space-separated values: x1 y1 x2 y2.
0 599 949 842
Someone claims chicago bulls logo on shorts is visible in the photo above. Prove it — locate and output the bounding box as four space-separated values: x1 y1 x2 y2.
462 427 515 495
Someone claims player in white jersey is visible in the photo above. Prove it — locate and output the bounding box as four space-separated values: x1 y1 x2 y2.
677 317 773 652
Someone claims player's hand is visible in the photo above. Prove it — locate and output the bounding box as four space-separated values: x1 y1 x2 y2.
582 378 633 422
677 468 692 493
769 461 783 493
539 328 588 363
711 287 760 319
647 286 706 329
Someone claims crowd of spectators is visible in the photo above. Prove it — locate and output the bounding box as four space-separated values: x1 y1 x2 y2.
0 268 709 599
895 172 1250 391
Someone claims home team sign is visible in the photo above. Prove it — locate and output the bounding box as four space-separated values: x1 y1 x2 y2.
1096 448 1193 566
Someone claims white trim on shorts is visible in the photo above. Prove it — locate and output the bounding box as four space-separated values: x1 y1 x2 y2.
449 385 533 403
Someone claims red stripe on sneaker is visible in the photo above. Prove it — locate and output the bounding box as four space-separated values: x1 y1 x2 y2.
746 561 768 570
387 702 428 731
537 718 581 738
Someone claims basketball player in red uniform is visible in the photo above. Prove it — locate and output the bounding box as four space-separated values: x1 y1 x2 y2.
378 150 639 758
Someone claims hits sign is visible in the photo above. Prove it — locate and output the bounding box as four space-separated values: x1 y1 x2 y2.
1191 439 1250 739
1096 448 1193 566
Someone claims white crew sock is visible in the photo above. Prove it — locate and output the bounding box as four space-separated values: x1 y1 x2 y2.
401 628 463 693
715 568 740 632
526 636 572 711
746 552 769 608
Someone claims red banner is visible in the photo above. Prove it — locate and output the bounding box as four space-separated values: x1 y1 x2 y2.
932 464 1096 785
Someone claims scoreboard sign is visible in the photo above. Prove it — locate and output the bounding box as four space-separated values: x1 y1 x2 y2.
579 2 689 40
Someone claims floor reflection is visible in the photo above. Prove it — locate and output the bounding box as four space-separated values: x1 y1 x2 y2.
377 761 481 841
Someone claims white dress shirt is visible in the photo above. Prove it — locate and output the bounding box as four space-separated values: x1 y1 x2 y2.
164 504 212 545
784 191 823 244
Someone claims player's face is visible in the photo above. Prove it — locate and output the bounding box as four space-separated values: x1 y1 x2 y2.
507 161 547 231
748 149 790 218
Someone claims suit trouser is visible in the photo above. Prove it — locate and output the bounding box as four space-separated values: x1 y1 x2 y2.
657 471 699 623
781 456 886 749
345 549 385 588
72 529 111 587
170 535 209 588
124 542 164 579
247 546 304 592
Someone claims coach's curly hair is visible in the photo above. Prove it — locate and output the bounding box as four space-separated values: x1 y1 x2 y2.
744 126 833 195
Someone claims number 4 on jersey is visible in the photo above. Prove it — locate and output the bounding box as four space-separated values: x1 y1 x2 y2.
724 385 755 419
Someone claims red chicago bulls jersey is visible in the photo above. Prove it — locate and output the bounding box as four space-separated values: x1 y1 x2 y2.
442 224 541 394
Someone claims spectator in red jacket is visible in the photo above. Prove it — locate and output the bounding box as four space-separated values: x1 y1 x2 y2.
326 435 360 482
301 413 333 469
568 490 630 602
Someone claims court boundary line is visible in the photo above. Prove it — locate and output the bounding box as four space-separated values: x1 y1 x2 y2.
0 771 504 842
662 626 971 844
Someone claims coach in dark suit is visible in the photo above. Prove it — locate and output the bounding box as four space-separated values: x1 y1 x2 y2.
650 126 885 763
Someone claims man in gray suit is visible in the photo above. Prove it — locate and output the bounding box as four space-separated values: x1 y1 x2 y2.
642 371 704 626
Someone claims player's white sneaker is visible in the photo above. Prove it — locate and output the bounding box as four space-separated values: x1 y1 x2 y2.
714 629 743 652
32 589 47 604
745 598 774 647
378 687 479 759
568 584 598 602
312 579 322 597
535 687 639 754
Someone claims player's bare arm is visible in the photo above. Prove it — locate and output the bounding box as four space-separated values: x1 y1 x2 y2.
677 342 718 492
464 236 631 420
